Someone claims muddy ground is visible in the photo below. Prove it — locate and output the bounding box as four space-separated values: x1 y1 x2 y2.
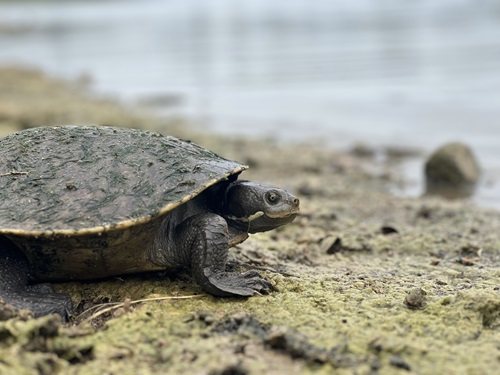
0 67 499 375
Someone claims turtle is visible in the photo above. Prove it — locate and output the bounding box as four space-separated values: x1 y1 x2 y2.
0 126 299 319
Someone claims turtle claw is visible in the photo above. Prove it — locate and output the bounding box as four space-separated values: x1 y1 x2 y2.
204 269 273 297
241 270 262 279
26 283 73 321
32 292 73 321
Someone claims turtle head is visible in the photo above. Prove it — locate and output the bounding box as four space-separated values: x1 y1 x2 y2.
224 181 300 233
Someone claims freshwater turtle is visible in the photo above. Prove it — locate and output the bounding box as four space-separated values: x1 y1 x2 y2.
0 126 299 319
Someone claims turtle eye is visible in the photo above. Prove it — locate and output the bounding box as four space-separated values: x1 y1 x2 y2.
266 191 280 204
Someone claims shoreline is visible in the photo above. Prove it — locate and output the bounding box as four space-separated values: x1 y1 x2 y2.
0 67 499 375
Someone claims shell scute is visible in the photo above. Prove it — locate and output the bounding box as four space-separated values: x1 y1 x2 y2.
0 126 246 236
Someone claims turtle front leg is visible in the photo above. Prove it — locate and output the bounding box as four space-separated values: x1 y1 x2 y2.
0 236 73 320
173 214 272 297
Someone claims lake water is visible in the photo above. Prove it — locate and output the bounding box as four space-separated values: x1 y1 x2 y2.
1 0 500 207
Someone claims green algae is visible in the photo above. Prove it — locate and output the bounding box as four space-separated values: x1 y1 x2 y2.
0 67 499 375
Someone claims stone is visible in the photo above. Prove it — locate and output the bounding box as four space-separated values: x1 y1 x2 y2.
424 142 480 199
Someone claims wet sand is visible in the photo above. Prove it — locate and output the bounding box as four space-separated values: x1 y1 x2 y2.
0 67 499 375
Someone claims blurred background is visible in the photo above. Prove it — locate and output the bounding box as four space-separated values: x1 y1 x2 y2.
0 0 499 206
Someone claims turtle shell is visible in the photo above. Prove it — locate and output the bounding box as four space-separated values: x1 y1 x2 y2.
0 126 247 237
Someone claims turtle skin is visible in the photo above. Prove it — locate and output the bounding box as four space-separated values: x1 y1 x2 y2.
0 236 72 319
0 127 299 320
0 180 299 320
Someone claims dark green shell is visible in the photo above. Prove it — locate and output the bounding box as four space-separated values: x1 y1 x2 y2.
0 126 246 236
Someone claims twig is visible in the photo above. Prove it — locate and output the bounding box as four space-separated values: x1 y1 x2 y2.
0 171 29 177
78 294 207 324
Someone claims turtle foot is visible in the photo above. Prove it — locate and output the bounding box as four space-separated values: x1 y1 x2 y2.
2 291 73 321
0 237 73 321
174 214 273 298
203 269 273 297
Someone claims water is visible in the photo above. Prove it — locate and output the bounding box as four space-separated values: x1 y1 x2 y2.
1 0 500 206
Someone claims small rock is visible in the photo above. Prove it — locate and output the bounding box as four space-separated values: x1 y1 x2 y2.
0 299 17 321
350 143 376 158
456 257 476 266
380 226 398 235
404 288 428 310
390 355 411 371
265 326 329 363
209 363 248 375
460 244 482 258
384 146 422 159
430 259 441 266
424 142 480 199
324 237 343 255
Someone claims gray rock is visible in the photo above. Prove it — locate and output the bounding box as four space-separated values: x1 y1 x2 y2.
424 142 480 199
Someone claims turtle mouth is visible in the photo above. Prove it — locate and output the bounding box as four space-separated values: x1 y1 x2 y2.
266 207 300 219
230 208 299 222
248 210 298 233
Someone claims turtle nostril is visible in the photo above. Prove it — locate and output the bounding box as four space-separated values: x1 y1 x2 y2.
293 197 300 206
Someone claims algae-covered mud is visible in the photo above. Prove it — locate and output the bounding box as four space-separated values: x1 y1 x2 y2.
0 67 499 375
